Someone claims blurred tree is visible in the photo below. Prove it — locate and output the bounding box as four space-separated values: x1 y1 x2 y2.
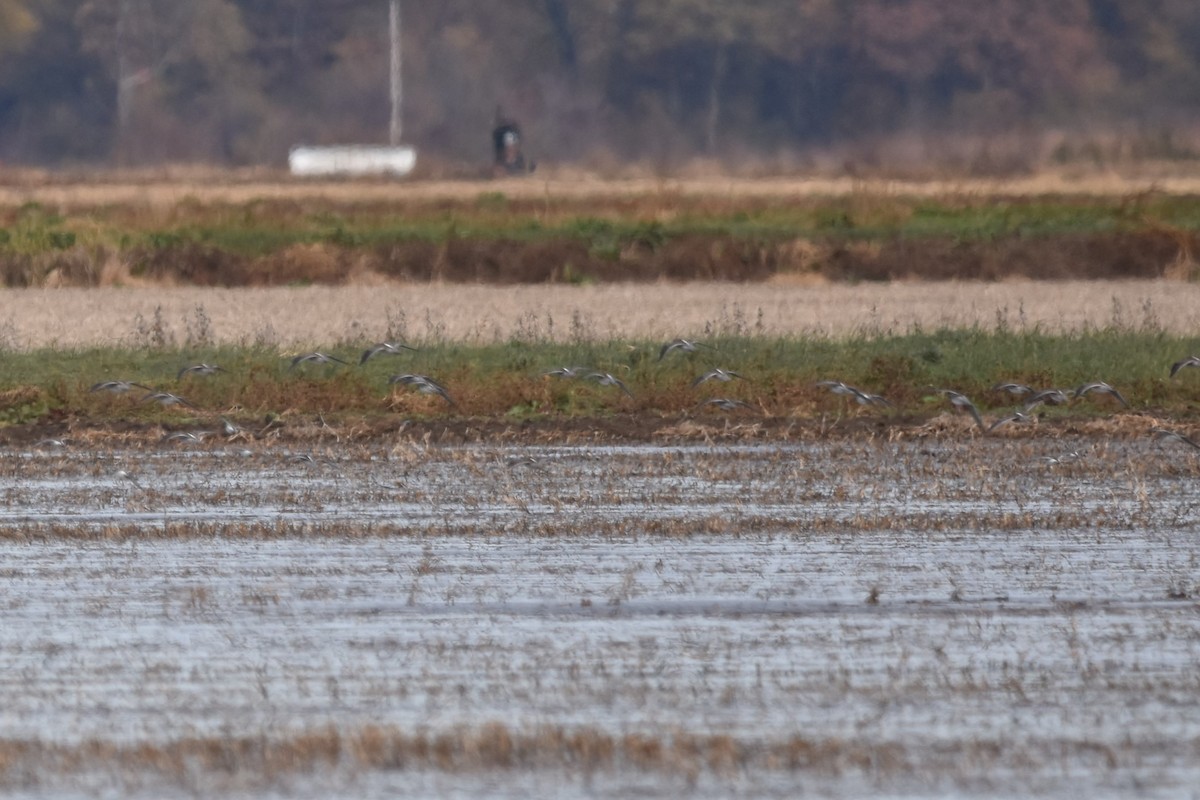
76 0 261 163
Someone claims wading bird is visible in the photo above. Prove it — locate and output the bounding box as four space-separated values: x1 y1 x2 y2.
987 411 1034 433
586 372 634 398
360 341 418 364
289 352 349 370
142 391 200 411
89 380 150 394
162 431 205 444
177 363 225 379
1073 381 1130 408
990 382 1034 397
658 338 712 361
1169 355 1200 378
692 368 744 388
541 366 590 379
388 374 456 406
1151 427 1200 452
935 389 984 430
700 397 753 412
1023 388 1071 413
816 380 893 408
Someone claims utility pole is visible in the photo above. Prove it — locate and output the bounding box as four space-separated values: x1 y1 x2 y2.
389 0 402 146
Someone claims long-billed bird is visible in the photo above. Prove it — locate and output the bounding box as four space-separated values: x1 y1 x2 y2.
1073 381 1129 408
586 371 634 398
659 338 712 361
388 374 456 406
290 352 349 370
692 368 744 388
935 389 984 430
1169 355 1200 378
360 341 418 365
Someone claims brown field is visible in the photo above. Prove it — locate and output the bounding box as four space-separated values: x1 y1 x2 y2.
1 279 1198 349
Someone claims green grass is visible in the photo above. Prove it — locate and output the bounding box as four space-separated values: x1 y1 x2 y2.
0 329 1196 427
7 193 1200 260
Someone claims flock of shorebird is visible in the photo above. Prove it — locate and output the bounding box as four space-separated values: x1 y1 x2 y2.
81 337 1200 453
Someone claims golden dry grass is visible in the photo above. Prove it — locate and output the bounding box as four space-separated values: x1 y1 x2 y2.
1 279 1198 349
7 168 1200 208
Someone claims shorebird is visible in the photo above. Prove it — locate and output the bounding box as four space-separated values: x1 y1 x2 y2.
1022 388 1071 412
541 366 590 379
89 380 150 394
1073 381 1130 408
700 397 753 412
1169 355 1200 378
289 352 349 370
935 389 984 430
177 363 225 379
161 431 205 444
141 391 200 411
987 411 1034 433
990 382 1034 397
388 374 456 406
816 380 893 407
1151 427 1200 452
692 368 744 388
360 341 418 364
586 372 634 398
658 338 712 360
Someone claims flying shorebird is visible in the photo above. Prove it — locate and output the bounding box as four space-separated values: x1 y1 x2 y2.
142 391 200 411
1073 381 1130 408
89 380 151 394
161 431 205 444
816 380 893 407
289 352 349 370
388 374 456 406
935 389 984 430
360 341 418 364
541 366 590 379
1151 427 1200 452
700 397 754 412
1022 388 1071 412
658 338 712 360
1169 355 1200 378
586 371 634 397
987 411 1034 433
177 363 225 379
990 382 1034 397
692 368 744 388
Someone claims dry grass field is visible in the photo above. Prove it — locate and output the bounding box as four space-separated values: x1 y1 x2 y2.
3 279 1200 349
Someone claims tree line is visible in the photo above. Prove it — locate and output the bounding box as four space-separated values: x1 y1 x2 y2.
2 0 1200 170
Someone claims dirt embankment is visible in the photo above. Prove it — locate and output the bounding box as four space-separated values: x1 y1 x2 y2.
12 228 1193 288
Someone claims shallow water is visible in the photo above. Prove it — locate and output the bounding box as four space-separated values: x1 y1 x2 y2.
1 439 1198 798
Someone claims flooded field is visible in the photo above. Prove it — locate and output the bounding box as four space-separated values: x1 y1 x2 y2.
1 437 1199 798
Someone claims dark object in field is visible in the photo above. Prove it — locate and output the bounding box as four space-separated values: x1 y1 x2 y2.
360 342 418 364
492 110 536 177
388 374 456 406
